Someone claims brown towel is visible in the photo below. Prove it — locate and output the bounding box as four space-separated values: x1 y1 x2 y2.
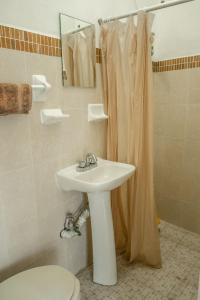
0 83 32 115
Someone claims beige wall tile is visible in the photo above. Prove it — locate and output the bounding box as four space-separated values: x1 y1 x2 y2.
187 66 200 104
65 226 88 274
160 138 184 173
155 137 184 202
0 167 37 229
157 197 181 227
167 70 189 104
154 104 168 136
188 68 200 89
29 108 64 163
185 105 200 139
180 201 200 234
154 104 186 139
0 48 27 83
188 87 200 104
159 165 183 203
33 158 64 219
60 109 90 162
7 217 40 267
164 105 187 139
153 69 200 233
180 139 200 206
0 204 9 275
0 116 32 174
153 72 170 104
0 47 106 280
154 70 189 105
154 136 165 200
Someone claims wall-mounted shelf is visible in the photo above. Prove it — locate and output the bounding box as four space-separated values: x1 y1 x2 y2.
40 109 70 125
32 75 51 102
88 104 108 122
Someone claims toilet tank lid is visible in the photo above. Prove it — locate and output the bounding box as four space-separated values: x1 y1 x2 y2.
0 265 77 300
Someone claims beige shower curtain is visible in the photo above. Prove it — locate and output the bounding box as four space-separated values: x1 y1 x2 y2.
63 26 95 87
100 12 161 267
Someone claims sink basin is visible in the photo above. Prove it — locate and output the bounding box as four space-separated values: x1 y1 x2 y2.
56 158 135 193
56 158 135 286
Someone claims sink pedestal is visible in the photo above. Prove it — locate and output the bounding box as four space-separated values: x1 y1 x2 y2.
88 191 117 286
56 158 136 285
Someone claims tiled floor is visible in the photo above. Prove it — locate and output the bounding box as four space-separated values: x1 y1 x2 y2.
78 221 200 299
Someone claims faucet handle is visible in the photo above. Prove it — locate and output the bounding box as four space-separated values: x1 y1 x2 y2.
86 153 97 165
78 160 87 168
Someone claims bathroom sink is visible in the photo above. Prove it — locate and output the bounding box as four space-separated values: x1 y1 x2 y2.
56 158 135 286
56 158 135 193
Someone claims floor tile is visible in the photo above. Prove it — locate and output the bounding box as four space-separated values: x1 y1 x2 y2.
78 221 200 300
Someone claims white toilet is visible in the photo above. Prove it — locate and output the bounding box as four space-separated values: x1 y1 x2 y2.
0 265 81 300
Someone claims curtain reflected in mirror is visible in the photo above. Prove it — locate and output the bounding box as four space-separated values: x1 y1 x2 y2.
59 14 96 88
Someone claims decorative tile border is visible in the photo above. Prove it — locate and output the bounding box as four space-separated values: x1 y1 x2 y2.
0 25 102 64
153 55 200 72
96 48 102 64
0 25 61 57
97 50 200 71
2 24 199 70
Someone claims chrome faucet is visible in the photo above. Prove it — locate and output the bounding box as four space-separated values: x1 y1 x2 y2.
86 153 97 166
77 153 97 172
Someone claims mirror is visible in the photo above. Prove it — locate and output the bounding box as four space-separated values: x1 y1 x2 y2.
59 13 96 88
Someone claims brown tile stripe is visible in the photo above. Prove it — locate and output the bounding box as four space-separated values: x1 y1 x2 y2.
0 25 102 63
0 25 61 57
153 55 200 72
97 50 200 70
96 48 102 64
2 26 198 71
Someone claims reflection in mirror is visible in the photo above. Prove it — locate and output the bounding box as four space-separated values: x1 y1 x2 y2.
59 13 96 88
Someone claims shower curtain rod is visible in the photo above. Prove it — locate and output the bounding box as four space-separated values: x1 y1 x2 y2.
98 0 195 25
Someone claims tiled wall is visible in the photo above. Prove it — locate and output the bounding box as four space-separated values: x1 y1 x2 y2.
0 45 106 281
96 48 102 64
2 24 199 70
1 22 200 281
0 25 101 63
153 67 200 234
153 55 200 72
0 25 61 57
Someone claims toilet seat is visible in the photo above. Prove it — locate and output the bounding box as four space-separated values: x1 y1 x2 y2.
0 265 80 300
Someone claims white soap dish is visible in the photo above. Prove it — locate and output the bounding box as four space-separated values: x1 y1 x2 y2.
32 75 51 102
40 109 70 125
88 104 108 122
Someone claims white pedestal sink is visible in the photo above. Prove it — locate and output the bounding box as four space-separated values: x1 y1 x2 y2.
56 158 135 285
